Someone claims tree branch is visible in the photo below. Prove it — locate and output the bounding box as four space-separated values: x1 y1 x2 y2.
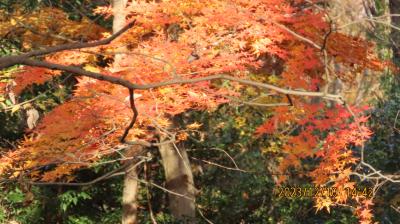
19 58 343 101
28 157 148 186
120 88 138 143
0 20 136 69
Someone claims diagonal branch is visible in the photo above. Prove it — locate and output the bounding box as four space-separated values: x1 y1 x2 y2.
22 59 135 88
272 21 322 50
14 58 343 144
18 59 343 101
28 156 149 186
0 18 344 157
0 20 136 69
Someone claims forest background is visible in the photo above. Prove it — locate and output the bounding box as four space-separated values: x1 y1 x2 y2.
1 0 400 223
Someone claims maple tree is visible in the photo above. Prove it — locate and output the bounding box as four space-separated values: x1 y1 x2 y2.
0 0 399 223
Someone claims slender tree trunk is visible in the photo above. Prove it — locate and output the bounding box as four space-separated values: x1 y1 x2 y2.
111 1 140 223
111 1 196 221
122 157 139 224
159 130 196 223
112 0 128 67
390 0 400 67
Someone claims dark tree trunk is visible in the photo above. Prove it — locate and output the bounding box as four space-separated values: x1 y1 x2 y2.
390 0 400 67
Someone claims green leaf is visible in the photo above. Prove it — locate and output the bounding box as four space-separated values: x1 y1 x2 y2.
7 189 24 204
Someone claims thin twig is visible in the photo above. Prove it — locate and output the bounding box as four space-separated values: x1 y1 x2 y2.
190 156 247 172
196 205 214 224
135 177 195 201
225 95 290 107
144 162 158 224
27 159 146 186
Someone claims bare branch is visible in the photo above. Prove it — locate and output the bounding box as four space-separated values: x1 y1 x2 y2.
0 20 135 69
225 95 291 107
135 176 195 201
144 162 158 224
28 158 147 186
272 22 322 50
190 156 247 172
120 89 138 143
11 58 345 104
21 59 135 88
391 205 400 214
210 147 242 171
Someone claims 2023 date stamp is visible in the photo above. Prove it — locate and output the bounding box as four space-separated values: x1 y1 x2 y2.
274 186 373 199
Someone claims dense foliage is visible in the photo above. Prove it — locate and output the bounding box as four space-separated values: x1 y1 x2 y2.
1 0 400 223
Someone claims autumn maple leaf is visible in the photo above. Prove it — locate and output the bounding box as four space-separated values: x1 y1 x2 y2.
363 199 374 208
315 197 333 213
359 208 373 220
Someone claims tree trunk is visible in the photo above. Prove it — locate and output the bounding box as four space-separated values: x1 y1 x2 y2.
390 0 400 67
111 1 140 223
112 0 128 67
122 159 139 224
323 0 383 105
159 133 196 223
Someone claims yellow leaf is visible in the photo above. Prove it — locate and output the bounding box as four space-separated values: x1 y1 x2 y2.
156 117 172 127
315 197 332 213
268 75 280 84
235 117 246 128
84 65 100 73
11 171 20 178
11 104 21 115
101 32 112 38
159 87 173 94
177 132 189 141
187 122 202 130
